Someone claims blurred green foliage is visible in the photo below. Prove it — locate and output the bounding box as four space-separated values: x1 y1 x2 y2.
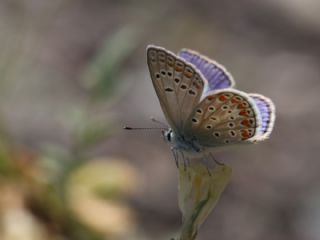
0 21 142 240
82 24 141 101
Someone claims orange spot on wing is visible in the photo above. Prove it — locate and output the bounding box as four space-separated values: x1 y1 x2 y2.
219 95 227 101
175 66 183 72
184 71 193 78
239 110 248 116
241 119 252 127
237 103 247 109
241 129 251 140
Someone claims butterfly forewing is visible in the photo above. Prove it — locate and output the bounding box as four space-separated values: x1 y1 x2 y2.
184 89 261 147
147 45 206 132
178 49 235 94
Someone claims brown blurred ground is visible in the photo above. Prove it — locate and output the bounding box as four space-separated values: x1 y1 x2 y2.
0 1 320 240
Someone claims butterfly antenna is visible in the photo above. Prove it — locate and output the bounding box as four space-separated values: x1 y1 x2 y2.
123 125 167 131
150 117 168 128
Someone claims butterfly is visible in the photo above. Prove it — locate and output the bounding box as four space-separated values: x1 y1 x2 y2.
147 45 275 163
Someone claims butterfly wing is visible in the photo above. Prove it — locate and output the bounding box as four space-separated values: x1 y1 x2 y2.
184 89 262 147
147 45 207 132
249 93 275 141
178 49 235 95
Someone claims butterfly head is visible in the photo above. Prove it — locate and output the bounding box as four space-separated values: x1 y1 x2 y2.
163 129 174 143
163 129 203 153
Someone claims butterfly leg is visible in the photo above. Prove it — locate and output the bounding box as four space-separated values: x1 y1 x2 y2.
209 153 224 166
180 151 186 171
186 157 191 167
178 151 190 171
171 149 190 171
201 154 212 176
171 147 179 168
206 164 212 176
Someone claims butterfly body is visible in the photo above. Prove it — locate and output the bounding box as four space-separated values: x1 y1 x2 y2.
147 45 275 160
164 129 202 153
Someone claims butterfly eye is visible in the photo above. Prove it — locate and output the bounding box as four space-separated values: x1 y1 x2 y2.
167 132 171 142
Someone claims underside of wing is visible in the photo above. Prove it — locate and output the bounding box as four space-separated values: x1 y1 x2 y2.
147 45 207 132
178 49 235 95
249 93 275 141
184 89 261 147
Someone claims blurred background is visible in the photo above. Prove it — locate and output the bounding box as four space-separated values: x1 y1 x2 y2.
0 0 320 240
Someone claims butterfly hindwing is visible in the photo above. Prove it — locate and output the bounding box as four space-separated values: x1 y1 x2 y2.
184 89 261 147
249 93 275 141
178 49 235 94
147 45 207 132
